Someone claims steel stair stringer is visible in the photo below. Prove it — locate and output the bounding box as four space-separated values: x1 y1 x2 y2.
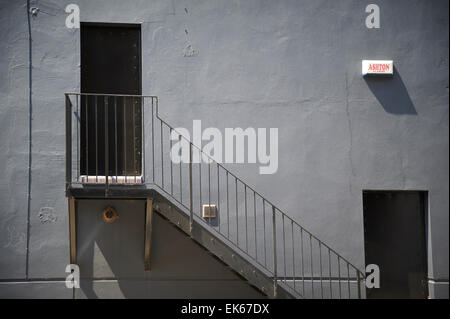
148 184 302 299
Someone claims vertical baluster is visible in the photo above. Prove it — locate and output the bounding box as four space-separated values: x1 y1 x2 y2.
235 178 238 245
338 256 342 299
151 98 155 182
161 121 164 188
281 213 287 282
189 142 193 234
114 97 118 183
141 97 145 182
254 192 257 261
244 185 248 252
170 128 173 195
319 242 323 299
282 214 286 284
263 199 267 267
85 95 89 180
310 234 314 298
217 164 220 233
347 263 351 299
179 134 182 203
208 161 211 226
65 94 72 188
329 249 333 299
291 220 295 291
75 96 79 182
300 228 305 296
199 148 202 215
95 95 98 183
226 171 229 238
133 99 136 183
105 97 109 193
357 270 362 299
123 97 127 181
272 205 277 297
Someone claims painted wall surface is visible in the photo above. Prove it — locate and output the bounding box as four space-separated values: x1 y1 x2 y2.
0 0 448 298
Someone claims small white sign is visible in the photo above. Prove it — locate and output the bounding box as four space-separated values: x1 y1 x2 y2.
362 60 394 76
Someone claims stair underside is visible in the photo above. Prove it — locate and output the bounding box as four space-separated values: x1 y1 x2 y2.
68 184 301 299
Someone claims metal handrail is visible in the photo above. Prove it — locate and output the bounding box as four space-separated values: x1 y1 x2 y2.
65 93 365 299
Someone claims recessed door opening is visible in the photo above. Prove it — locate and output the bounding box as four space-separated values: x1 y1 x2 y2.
363 191 428 299
80 23 142 183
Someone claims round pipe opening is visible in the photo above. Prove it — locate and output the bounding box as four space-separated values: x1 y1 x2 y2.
102 207 118 223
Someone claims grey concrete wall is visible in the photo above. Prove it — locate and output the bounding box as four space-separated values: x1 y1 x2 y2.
0 0 448 298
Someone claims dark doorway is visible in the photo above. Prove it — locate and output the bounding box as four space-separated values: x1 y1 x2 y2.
363 191 428 299
80 23 142 177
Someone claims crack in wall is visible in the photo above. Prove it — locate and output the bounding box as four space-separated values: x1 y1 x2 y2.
345 71 355 194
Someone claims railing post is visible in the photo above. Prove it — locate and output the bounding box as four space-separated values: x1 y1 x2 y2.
272 205 277 298
189 142 193 235
65 94 72 193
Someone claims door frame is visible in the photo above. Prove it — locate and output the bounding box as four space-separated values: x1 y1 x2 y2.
79 22 144 180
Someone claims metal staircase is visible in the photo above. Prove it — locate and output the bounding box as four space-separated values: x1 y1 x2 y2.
65 93 365 299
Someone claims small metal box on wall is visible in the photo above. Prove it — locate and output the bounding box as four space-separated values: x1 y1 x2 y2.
202 205 217 218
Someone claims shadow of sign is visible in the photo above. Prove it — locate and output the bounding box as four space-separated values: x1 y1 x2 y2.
364 66 417 115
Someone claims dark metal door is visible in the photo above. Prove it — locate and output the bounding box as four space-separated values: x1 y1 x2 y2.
363 191 428 298
80 23 142 177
